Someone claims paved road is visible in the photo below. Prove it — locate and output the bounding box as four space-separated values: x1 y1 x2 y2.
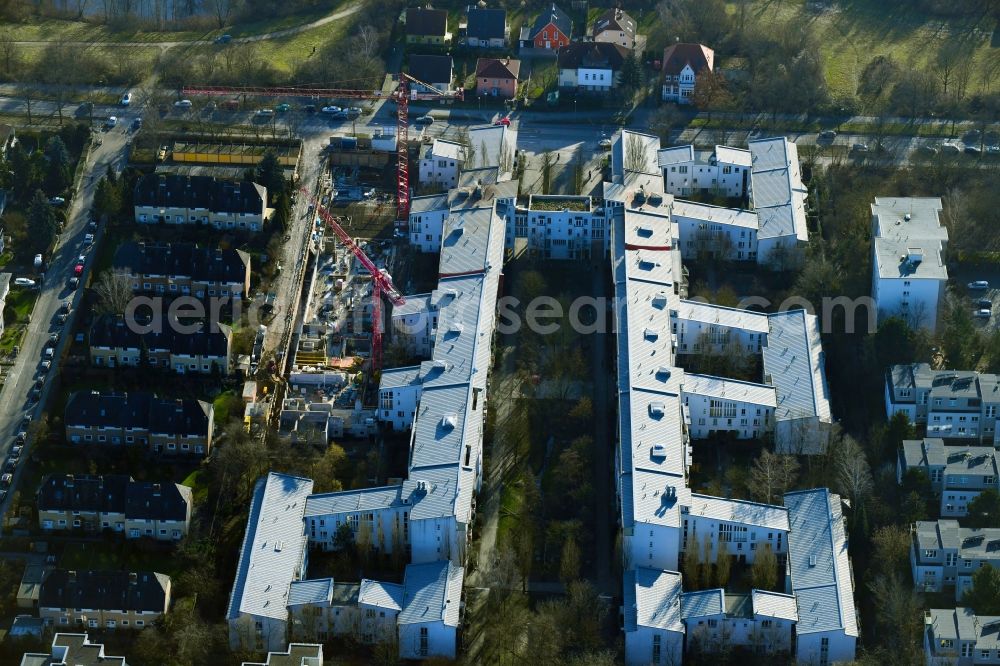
0 107 139 510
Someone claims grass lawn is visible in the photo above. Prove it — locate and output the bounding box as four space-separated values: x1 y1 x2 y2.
0 288 39 353
181 469 210 504
60 540 182 577
743 0 996 100
212 390 242 424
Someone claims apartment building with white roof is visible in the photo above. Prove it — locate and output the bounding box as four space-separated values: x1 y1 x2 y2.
658 144 752 199
924 607 1000 666
912 520 1000 600
408 173 518 254
227 472 315 652
671 200 759 262
898 438 1000 517
624 568 685 666
886 364 1000 445
679 588 797 654
672 299 769 356
744 138 808 267
871 197 948 332
511 194 608 259
419 139 464 189
783 489 859 665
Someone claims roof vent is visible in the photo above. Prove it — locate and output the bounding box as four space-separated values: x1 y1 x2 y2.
904 213 912 221
652 291 668 308
808 555 816 567
649 401 665 417
644 327 659 340
651 444 667 458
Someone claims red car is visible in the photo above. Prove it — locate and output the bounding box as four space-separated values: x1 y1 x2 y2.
494 115 511 127
74 264 83 276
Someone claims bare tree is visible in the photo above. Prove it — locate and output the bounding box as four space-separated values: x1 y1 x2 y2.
0 30 18 78
210 0 235 28
95 269 135 315
751 544 778 590
623 132 650 173
73 0 91 18
747 449 800 505
356 24 380 59
833 435 874 507
18 86 35 125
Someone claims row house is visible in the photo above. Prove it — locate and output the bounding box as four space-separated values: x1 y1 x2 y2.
912 520 1000 600
64 390 214 457
134 173 267 232
113 241 251 300
924 608 1000 666
89 315 232 375
37 474 192 541
886 364 1000 445
899 438 999 517
38 570 171 631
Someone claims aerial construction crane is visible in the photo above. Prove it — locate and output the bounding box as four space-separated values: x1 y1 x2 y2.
304 189 405 373
182 74 464 223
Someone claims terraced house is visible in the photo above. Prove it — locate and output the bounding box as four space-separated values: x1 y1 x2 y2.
89 315 232 375
38 570 171 630
898 438 1000 517
113 241 252 300
64 390 214 457
911 520 1000 600
37 474 192 541
133 173 267 232
406 7 451 45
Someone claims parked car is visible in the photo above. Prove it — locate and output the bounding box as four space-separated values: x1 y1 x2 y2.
346 107 362 118
48 333 58 346
73 264 84 277
965 145 982 156
321 105 342 114
132 117 142 130
84 233 94 245
59 302 70 314
276 103 291 112
34 254 43 269
976 308 992 319
75 102 93 118
215 33 232 44
977 299 992 310
968 280 990 290
598 137 613 150
48 196 65 206
13 278 35 287
818 130 837 141
39 360 51 372
44 348 54 359
414 114 434 125
222 99 240 111
120 92 132 106
940 142 961 154
10 446 22 459
105 116 118 128
68 277 78 289
494 115 511 127
851 143 868 153
174 99 193 109
303 104 317 113
255 108 275 118
1 474 12 488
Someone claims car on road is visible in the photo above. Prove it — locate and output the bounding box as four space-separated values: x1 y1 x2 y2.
14 432 25 445
851 143 868 153
13 278 36 288
59 302 70 314
4 459 15 474
276 103 291 112
120 92 132 106
494 115 511 127
44 348 54 359
976 308 992 319
215 33 232 44
965 145 982 156
598 137 613 150
321 105 342 114
10 446 22 459
963 129 981 144
39 360 51 372
56 313 68 324
105 116 118 128
1 474 12 488
73 264 84 277
414 114 434 125
987 145 1000 156
132 117 142 130
917 145 938 156
977 299 992 310
255 108 275 118
68 277 78 289
48 196 65 206
84 233 94 245
940 142 961 154
75 102 93 118
346 107 362 118
174 99 193 109
818 130 837 141
969 280 990 290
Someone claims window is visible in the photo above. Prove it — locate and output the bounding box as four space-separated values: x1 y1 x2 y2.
961 643 973 657
419 627 429 657
652 634 661 663
820 637 830 666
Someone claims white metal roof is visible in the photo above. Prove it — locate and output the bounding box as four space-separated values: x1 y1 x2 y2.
680 589 725 619
392 292 433 318
614 129 662 178
439 205 504 277
682 374 777 407
783 489 858 637
398 561 464 627
748 137 808 242
304 485 403 517
673 298 769 333
763 310 832 424
226 472 314 622
409 193 450 215
671 200 759 230
624 568 684 632
428 139 463 161
379 365 424 390
657 145 695 167
466 124 516 176
751 590 798 621
714 145 752 167
287 578 334 606
687 493 790 531
358 579 404 611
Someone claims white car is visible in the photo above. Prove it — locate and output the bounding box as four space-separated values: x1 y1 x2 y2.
976 308 992 319
414 114 434 125
120 92 132 106
321 106 342 114
13 278 35 287
105 116 118 128
598 137 612 149
174 99 193 108
969 280 990 290
84 233 94 245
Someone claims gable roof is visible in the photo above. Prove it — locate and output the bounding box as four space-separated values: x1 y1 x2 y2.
64 391 212 437
409 54 454 86
399 560 464 626
134 173 265 215
37 474 130 515
530 2 572 39
558 41 629 70
466 6 506 40
406 7 448 37
475 57 521 80
114 242 250 286
661 42 714 76
593 7 635 39
39 570 170 613
125 481 191 522
88 314 231 358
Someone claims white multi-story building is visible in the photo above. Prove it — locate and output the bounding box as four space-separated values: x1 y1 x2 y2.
511 194 608 259
924 607 1000 666
623 568 685 666
378 366 424 431
419 139 464 190
683 494 789 564
679 588 797 655
682 375 776 441
886 364 1000 445
898 438 1000 518
912 520 1000 600
748 138 809 269
390 293 436 359
409 170 518 253
871 197 948 332
408 193 450 252
672 200 759 262
672 299 768 355
659 144 752 199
